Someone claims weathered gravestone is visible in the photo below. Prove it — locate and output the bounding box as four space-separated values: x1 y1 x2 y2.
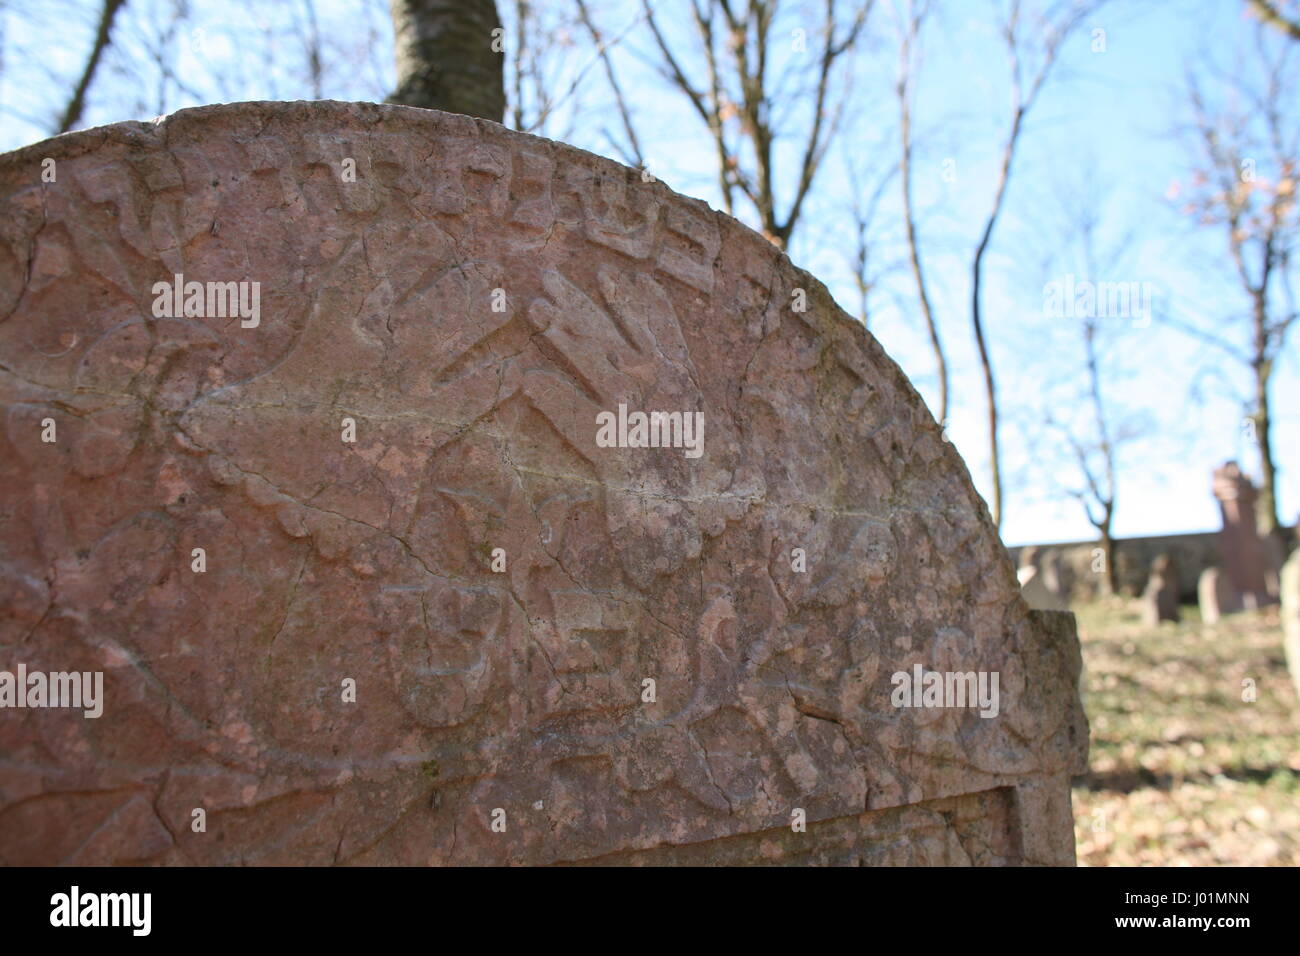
1197 567 1236 624
0 102 1087 865
1140 554 1180 625
1016 545 1069 612
1283 550 1300 702
1211 461 1276 610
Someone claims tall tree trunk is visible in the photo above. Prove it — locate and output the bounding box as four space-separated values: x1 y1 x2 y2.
971 223 1003 529
969 105 1024 533
1100 519 1118 596
1253 291 1280 534
58 0 127 134
1083 313 1119 594
388 0 505 122
896 5 948 423
1256 370 1280 534
901 156 947 423
1248 0 1300 41
971 298 1002 529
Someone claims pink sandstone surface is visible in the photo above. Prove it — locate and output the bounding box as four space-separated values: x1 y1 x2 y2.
0 101 1087 865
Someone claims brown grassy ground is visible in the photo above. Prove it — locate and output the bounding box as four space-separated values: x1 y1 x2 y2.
1070 597 1300 865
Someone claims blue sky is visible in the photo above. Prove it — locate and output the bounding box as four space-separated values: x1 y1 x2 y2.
3 0 1295 547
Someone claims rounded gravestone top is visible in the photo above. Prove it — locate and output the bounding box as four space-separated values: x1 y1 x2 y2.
0 101 1084 865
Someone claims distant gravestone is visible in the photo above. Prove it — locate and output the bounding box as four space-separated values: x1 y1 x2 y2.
1212 461 1274 610
1017 545 1069 612
0 102 1087 865
1141 553 1180 625
1197 567 1239 624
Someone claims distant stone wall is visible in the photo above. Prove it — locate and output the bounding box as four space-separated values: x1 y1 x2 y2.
1012 527 1297 604
1011 531 1230 603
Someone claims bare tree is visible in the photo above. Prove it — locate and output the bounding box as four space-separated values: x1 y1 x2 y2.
57 0 128 133
495 1 647 148
845 153 898 327
503 1 580 137
124 0 212 117
1174 26 1299 535
574 0 644 165
968 0 1099 530
291 0 325 100
507 0 543 131
388 0 505 121
892 0 948 422
1037 170 1144 594
635 0 873 250
1247 0 1300 41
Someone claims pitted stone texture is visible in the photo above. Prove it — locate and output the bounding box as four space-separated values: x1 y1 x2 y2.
0 102 1087 866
